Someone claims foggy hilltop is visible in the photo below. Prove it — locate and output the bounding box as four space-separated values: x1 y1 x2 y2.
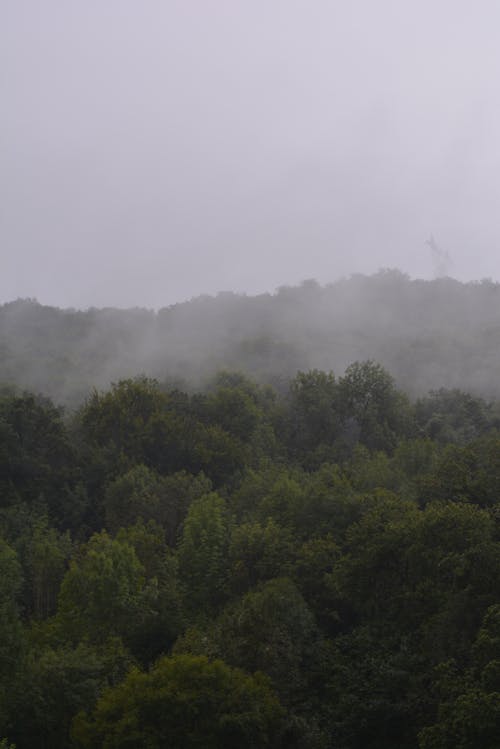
6 3 500 746
2 270 500 405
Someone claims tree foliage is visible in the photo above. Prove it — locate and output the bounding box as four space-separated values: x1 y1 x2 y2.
71 654 285 749
2 360 500 748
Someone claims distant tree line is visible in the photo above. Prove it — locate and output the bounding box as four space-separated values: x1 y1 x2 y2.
3 271 500 405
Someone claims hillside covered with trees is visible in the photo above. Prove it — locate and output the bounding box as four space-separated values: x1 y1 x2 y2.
2 359 500 747
3 271 500 405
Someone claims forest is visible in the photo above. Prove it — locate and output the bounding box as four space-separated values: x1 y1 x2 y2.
3 271 500 406
1 342 500 746
5 0 500 742
2 275 500 748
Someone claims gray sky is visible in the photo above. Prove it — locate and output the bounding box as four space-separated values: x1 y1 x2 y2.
2 1 500 308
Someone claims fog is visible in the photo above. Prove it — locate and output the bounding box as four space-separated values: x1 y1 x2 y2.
2 1 500 309
3 273 500 406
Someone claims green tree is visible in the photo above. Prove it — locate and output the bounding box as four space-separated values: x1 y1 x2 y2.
286 369 341 465
331 496 500 658
78 377 173 475
71 654 285 749
230 465 303 522
56 531 152 646
415 388 495 445
418 605 500 748
9 641 132 749
78 377 247 487
256 475 306 529
103 464 165 534
329 491 419 628
205 383 261 442
212 578 318 702
338 360 413 452
26 519 73 619
178 493 231 614
228 518 295 595
0 539 24 730
321 627 428 749
419 435 500 509
116 521 184 662
103 465 211 542
296 463 359 542
419 689 500 749
0 393 80 526
408 503 500 661
292 534 340 630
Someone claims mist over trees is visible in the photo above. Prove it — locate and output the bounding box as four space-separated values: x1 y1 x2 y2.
3 271 500 405
3 272 500 746
5 0 500 743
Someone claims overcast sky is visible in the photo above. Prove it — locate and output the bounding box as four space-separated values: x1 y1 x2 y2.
2 1 500 308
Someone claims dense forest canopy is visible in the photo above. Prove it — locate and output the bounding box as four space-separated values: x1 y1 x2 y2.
3 271 500 404
2 273 500 746
2 348 500 746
